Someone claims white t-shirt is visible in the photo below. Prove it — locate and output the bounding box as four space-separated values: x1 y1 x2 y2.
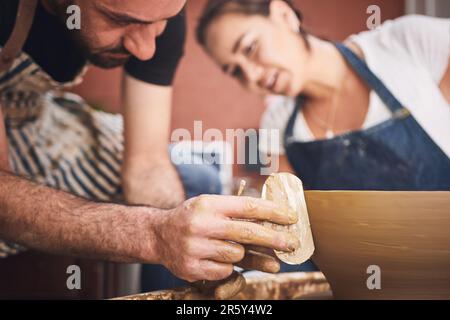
259 15 450 157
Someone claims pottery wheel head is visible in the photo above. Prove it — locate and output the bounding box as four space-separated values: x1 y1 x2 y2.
262 173 315 265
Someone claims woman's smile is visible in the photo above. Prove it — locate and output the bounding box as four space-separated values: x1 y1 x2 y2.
263 70 279 92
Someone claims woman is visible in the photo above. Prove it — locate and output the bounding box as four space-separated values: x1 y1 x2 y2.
197 0 450 192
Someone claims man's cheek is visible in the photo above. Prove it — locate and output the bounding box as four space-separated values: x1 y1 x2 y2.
87 22 124 44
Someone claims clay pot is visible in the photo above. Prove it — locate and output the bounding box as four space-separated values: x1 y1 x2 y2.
306 191 450 299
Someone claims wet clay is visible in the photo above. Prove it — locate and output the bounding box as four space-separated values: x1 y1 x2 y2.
306 191 450 299
193 271 246 300
262 173 315 265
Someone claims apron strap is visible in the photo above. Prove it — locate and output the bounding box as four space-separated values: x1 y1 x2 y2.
335 43 404 113
0 0 38 73
284 43 411 146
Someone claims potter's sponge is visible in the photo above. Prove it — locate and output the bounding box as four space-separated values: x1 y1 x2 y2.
262 173 315 265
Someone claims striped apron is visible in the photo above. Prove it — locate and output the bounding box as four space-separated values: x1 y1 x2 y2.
0 1 223 260
0 6 125 257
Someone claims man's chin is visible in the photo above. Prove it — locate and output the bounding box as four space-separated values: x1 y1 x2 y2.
88 54 131 69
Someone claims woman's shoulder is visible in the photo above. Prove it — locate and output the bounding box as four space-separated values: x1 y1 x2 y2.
380 14 448 30
350 15 448 48
350 15 449 83
357 15 447 35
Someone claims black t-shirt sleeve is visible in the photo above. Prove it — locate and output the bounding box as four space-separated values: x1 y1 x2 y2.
0 0 18 46
124 10 186 86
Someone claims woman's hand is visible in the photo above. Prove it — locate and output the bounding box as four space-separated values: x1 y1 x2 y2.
152 195 299 282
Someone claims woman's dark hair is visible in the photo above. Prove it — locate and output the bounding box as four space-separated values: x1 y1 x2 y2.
196 0 309 48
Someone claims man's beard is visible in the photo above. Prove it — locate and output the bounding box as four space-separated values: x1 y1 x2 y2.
87 46 132 69
71 31 132 69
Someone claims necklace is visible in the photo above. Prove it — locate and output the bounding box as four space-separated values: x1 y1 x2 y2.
305 93 340 139
304 63 349 139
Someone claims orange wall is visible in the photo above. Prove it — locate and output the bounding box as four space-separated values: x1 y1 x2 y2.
71 0 404 177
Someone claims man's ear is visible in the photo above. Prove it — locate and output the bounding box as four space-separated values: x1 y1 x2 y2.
269 0 301 32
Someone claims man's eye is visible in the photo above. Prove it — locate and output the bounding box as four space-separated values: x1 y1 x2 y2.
107 16 128 27
107 14 133 27
115 21 129 27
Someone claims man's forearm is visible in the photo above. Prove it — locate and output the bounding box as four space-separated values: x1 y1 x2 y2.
0 104 10 172
123 156 186 209
122 76 185 209
0 170 161 263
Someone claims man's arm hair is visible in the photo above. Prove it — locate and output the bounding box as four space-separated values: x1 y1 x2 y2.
0 170 160 263
0 103 10 171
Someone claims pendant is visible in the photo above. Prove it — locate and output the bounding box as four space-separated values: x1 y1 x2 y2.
325 130 334 139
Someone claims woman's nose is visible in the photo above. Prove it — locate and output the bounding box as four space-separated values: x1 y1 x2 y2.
123 21 167 61
240 62 264 87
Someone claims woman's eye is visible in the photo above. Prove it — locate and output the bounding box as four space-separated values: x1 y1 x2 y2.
232 66 243 79
244 41 257 57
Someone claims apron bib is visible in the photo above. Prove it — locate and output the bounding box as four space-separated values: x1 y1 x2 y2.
284 44 450 191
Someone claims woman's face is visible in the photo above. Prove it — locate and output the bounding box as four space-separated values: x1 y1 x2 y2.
203 2 310 97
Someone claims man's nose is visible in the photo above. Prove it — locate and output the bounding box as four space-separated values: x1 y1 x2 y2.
123 21 167 61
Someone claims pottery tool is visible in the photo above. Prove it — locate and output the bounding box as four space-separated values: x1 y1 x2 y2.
237 179 246 197
261 173 315 265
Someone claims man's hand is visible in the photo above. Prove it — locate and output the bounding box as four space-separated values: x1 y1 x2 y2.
123 159 185 209
238 245 281 273
153 195 299 283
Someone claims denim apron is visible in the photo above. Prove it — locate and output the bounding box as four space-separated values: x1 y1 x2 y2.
284 44 450 191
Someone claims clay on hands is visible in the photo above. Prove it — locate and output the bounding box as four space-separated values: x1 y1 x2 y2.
190 175 313 299
192 271 246 300
191 180 248 300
